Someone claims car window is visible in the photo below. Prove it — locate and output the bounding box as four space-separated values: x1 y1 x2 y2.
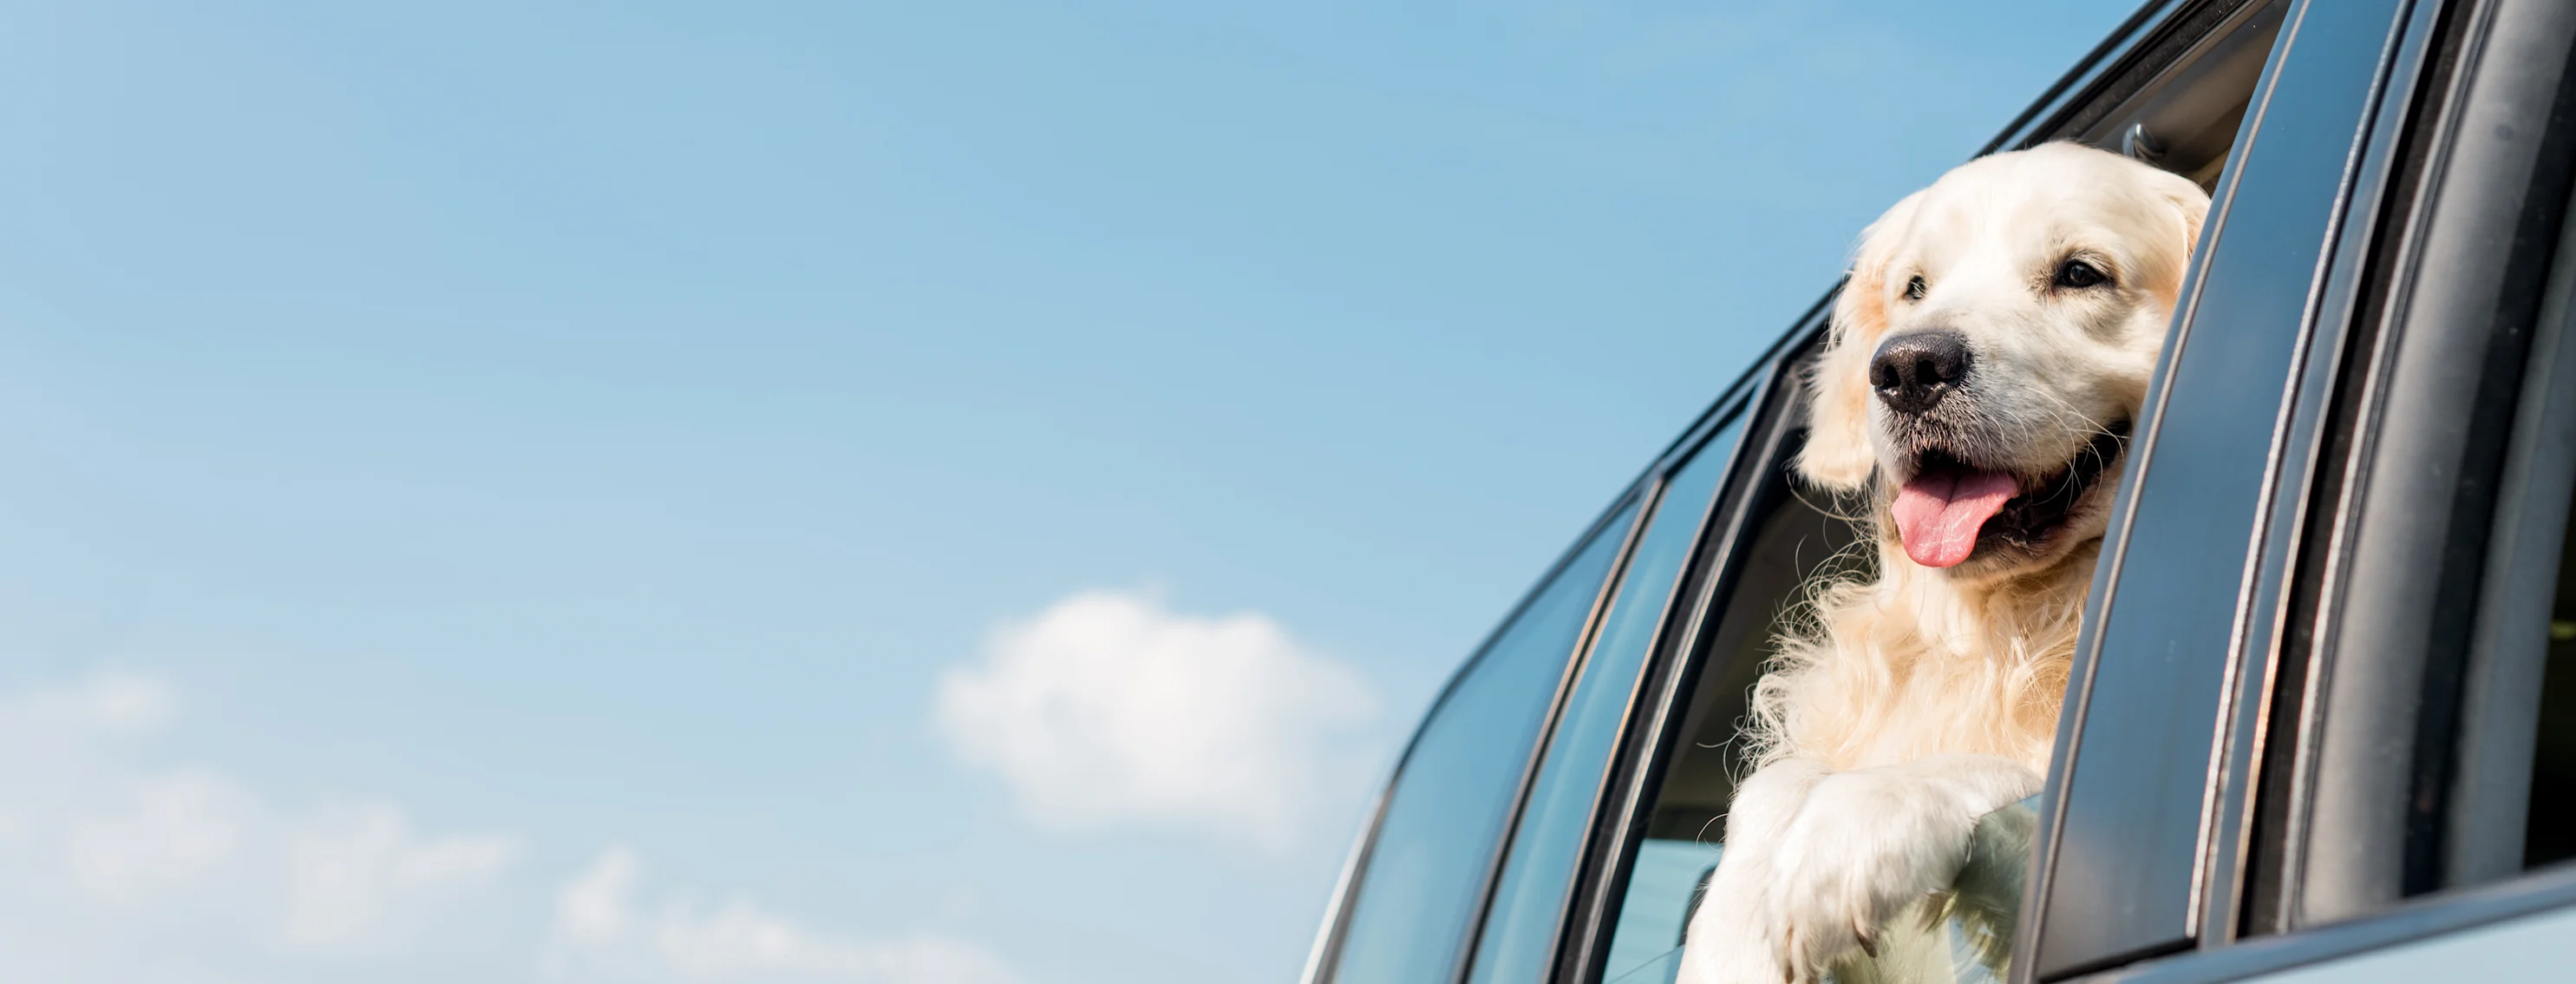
1325 495 1643 984
1464 416 1747 984
1589 459 1865 984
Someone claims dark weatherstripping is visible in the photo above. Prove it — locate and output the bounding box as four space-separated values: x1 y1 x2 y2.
1466 414 1751 984
1325 495 1643 984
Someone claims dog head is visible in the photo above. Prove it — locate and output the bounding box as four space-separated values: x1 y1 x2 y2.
1796 142 2210 580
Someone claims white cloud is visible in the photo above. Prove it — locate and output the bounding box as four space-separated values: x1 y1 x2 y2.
546 847 1020 984
937 588 1381 846
0 669 1019 984
64 769 256 907
0 670 522 978
281 800 520 951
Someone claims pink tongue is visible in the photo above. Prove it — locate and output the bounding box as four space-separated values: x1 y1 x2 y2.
1892 470 2020 568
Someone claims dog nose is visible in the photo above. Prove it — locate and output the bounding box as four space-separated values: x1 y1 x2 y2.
1869 331 1971 416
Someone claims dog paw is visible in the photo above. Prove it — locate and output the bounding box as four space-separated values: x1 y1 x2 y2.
1754 758 2039 981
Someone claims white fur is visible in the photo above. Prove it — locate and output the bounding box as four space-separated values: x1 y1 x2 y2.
1678 143 2210 984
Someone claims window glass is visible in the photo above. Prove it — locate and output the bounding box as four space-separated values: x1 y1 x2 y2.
1465 417 1745 984
1328 496 1643 984
1593 477 1863 984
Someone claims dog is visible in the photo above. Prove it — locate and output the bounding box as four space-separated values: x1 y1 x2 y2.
1677 142 2211 984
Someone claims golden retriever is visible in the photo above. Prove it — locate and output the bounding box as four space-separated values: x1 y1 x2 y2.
1677 142 2212 984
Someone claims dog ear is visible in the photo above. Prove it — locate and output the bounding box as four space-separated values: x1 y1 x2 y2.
1795 189 1925 492
2153 167 2213 296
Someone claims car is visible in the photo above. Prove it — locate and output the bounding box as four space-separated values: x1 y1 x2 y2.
1292 0 2576 981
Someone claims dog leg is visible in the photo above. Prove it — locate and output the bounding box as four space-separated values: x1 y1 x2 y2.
1676 758 1828 984
1679 754 2039 983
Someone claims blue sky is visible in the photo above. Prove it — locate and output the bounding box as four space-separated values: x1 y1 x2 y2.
0 2 2133 981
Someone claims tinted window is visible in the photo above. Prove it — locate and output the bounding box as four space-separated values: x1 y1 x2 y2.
1464 418 1745 984
1328 496 1643 984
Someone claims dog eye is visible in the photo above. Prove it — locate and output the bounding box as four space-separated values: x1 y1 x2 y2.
1904 275 1927 300
2054 259 2109 289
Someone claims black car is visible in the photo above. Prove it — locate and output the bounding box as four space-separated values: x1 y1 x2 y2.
1298 0 2576 981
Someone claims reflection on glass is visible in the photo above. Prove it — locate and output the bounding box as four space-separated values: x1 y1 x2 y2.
1467 420 1744 984
1596 797 2038 984
1827 796 2035 984
1602 839 1720 981
1327 498 1643 984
